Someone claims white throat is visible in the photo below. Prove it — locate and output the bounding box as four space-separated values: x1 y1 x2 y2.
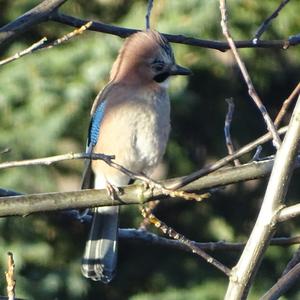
159 78 170 89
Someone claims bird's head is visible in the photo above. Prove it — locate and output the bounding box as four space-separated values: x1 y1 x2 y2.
110 30 191 86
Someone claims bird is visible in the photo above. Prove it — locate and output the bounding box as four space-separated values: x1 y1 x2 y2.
81 30 191 283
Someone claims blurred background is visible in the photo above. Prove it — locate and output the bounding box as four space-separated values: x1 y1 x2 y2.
0 0 299 299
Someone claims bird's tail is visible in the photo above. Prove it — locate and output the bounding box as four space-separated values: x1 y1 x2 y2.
81 206 119 283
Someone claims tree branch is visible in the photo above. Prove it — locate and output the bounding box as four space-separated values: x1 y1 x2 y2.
253 0 290 42
260 262 300 300
219 0 281 149
0 0 299 51
274 82 300 127
141 207 231 276
0 0 67 48
168 126 287 190
278 203 300 223
225 94 300 299
120 229 300 252
224 98 240 166
2 155 300 217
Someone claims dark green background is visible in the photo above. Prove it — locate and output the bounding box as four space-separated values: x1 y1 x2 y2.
0 1 299 299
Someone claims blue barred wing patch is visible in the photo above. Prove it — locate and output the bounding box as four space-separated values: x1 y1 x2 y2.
88 101 106 147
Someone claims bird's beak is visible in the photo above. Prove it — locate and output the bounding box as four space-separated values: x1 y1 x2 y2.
169 64 192 76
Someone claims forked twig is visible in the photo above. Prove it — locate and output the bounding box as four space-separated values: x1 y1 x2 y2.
219 0 281 149
253 0 290 42
0 21 92 67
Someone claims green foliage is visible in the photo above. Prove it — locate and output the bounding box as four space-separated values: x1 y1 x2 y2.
0 0 300 299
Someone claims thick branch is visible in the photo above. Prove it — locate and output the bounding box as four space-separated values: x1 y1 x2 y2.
1 156 300 217
49 12 299 51
260 263 300 300
0 0 67 48
225 95 300 299
0 0 299 51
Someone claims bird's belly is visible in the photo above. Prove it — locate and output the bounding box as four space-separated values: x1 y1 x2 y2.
123 100 170 174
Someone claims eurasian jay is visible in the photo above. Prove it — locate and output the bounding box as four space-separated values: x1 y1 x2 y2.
81 30 191 283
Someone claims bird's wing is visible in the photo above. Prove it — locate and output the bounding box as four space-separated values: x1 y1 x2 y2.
81 86 109 189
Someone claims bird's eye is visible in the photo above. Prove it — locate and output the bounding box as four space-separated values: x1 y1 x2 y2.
152 60 165 72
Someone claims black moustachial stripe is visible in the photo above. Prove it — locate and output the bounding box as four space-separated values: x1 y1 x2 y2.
153 72 170 83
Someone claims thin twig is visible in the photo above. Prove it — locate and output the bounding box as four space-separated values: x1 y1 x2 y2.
103 158 210 202
145 0 154 30
251 145 263 161
224 98 240 165
0 38 47 66
40 20 92 50
0 21 92 67
120 229 300 253
167 126 287 190
0 152 114 169
260 262 300 300
219 0 281 149
5 252 15 300
140 206 232 276
274 82 300 127
253 0 290 42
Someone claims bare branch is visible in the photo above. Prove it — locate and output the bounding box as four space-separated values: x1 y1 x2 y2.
168 126 287 190
278 203 300 223
141 206 231 276
282 246 300 276
3 155 300 217
225 95 300 299
0 0 67 48
0 38 47 66
224 98 240 166
145 0 154 30
219 0 281 149
120 230 300 251
260 262 300 300
5 252 15 300
274 82 300 127
121 228 300 253
0 152 114 169
253 0 290 42
0 21 92 67
0 0 299 51
40 21 92 50
49 12 300 51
